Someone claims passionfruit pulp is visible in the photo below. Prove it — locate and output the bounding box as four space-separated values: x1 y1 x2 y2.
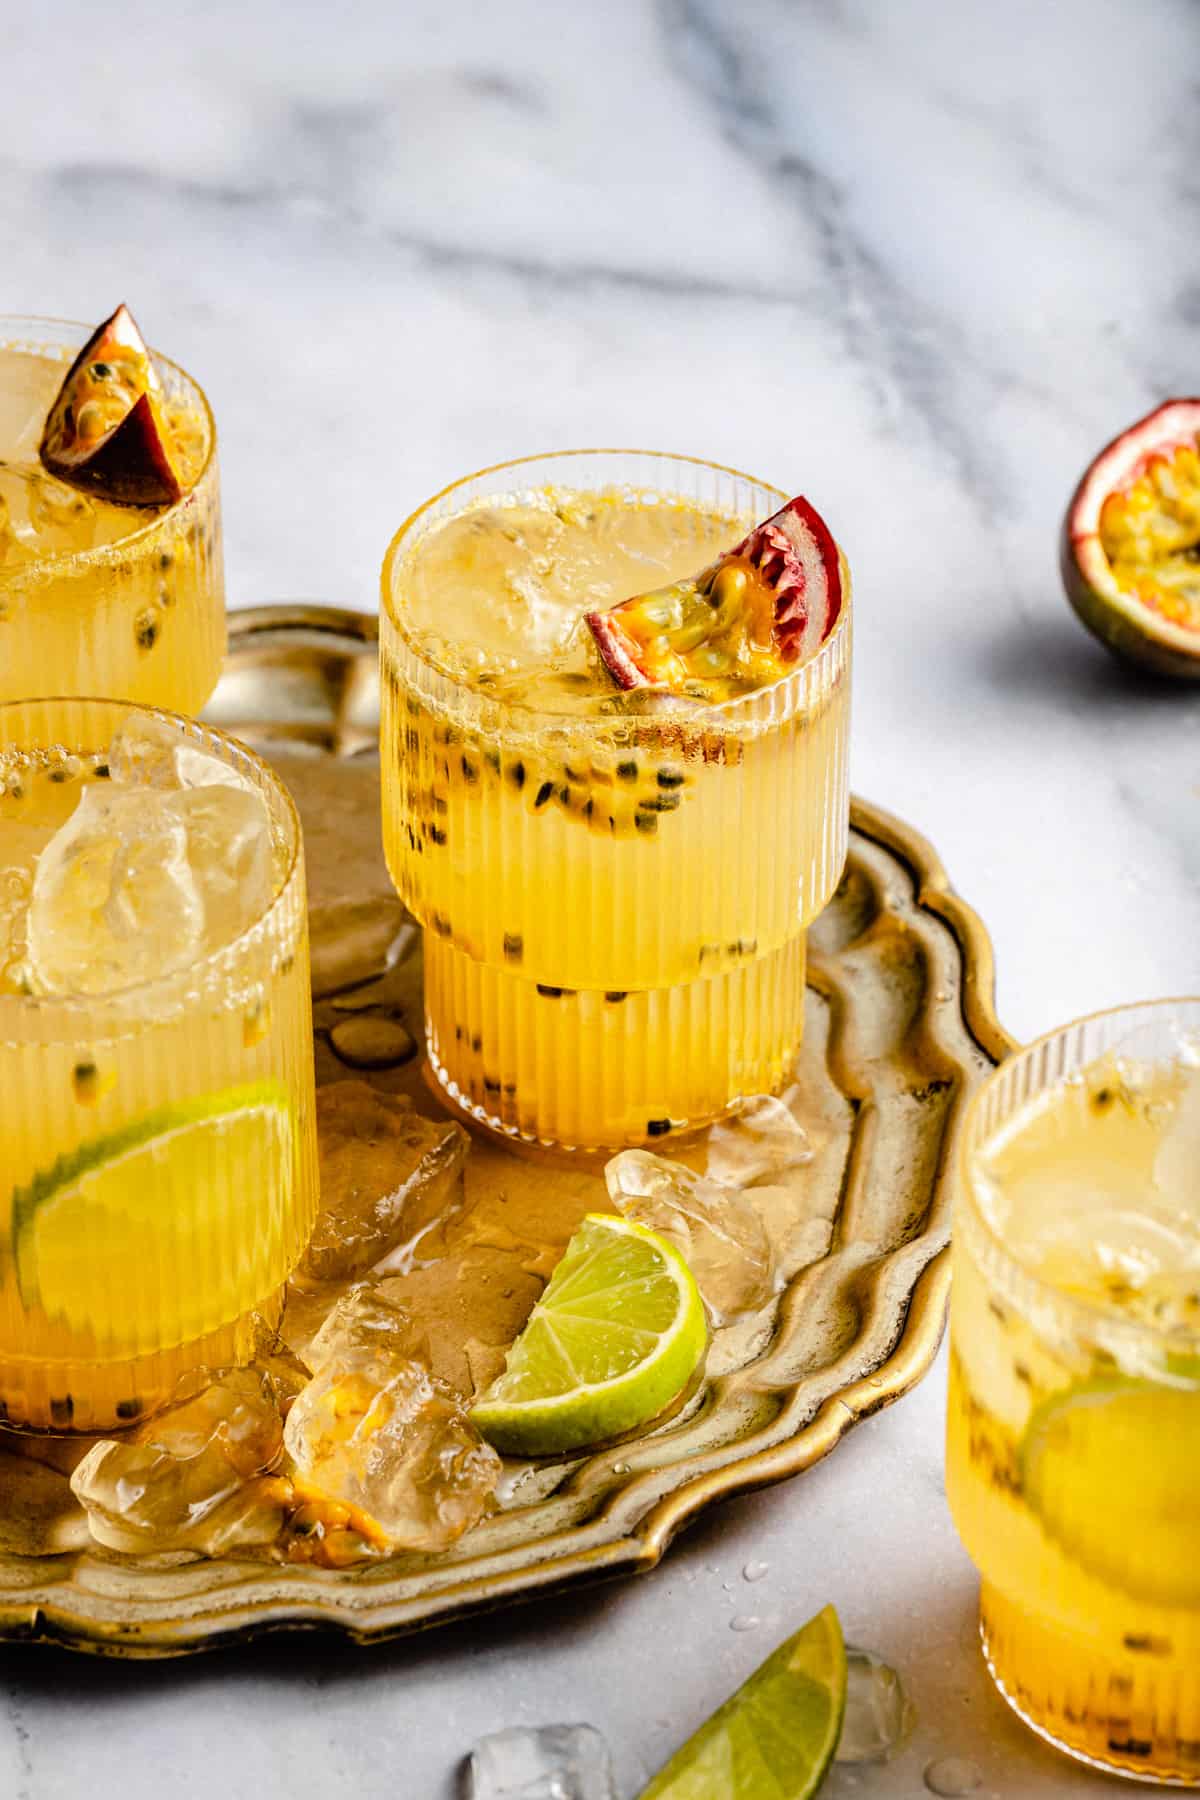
586 494 844 697
1061 398 1200 679
39 304 183 507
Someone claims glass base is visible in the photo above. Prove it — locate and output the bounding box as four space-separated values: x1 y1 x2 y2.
981 1582 1200 1786
424 929 807 1151
0 1288 284 1435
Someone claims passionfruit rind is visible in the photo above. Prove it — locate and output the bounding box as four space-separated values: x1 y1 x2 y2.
585 494 844 695
39 303 184 507
1061 397 1200 680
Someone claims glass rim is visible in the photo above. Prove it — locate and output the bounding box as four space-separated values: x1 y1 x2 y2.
0 697 303 1033
0 312 219 584
958 994 1200 1358
380 447 852 726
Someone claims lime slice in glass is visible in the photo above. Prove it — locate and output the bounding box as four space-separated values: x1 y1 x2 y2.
637 1604 846 1799
11 1083 292 1348
1021 1376 1200 1606
469 1212 707 1457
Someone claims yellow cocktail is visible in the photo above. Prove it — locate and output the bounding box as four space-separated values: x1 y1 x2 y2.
381 451 851 1149
947 998 1200 1783
0 315 225 711
0 700 318 1432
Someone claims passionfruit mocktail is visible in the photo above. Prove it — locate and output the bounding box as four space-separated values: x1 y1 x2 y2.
381 451 851 1149
947 1000 1200 1784
0 314 225 710
0 700 318 1432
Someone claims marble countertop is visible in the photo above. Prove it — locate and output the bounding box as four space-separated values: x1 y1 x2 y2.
2 0 1197 1793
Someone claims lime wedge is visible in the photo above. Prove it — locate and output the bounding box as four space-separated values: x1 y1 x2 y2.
1021 1377 1200 1607
469 1213 707 1457
12 1083 293 1348
637 1604 846 1799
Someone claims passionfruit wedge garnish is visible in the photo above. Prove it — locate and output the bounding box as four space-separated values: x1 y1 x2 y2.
39 304 183 507
585 494 845 696
1061 399 1200 679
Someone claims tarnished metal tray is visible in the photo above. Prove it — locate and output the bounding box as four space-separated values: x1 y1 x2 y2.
0 605 1013 1656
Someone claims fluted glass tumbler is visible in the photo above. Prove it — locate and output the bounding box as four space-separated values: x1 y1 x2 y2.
0 316 226 711
380 451 852 1150
0 700 318 1432
947 998 1200 1785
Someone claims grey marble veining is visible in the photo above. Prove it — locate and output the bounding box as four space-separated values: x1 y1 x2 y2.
1 0 1198 1793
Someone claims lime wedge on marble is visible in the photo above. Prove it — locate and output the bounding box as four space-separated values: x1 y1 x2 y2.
637 1604 847 1798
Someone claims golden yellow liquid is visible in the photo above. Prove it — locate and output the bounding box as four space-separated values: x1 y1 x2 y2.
381 468 851 1149
0 331 225 710
0 709 318 1432
947 1052 1200 1783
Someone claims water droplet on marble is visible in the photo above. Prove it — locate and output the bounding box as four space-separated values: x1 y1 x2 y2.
742 1560 769 1582
836 1647 915 1763
924 1755 982 1796
730 1614 759 1632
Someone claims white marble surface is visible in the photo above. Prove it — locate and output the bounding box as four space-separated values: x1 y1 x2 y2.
2 0 1198 1793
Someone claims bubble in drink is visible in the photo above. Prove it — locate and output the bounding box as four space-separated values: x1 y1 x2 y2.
605 1149 777 1324
923 1756 982 1796
835 1647 915 1763
465 1723 616 1800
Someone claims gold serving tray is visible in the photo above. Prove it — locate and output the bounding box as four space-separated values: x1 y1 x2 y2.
0 606 1014 1657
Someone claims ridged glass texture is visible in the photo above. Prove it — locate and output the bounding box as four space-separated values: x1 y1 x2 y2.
0 700 318 1432
946 998 1200 1785
0 317 226 712
381 451 851 1150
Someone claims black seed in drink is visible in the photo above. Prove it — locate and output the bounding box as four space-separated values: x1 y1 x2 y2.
431 912 452 938
483 1076 501 1095
563 764 586 783
49 1394 75 1427
697 943 719 966
158 582 174 606
729 937 757 958
639 792 680 812
455 1024 464 1041
134 608 160 652
72 1061 104 1104
116 1396 143 1422
503 933 523 963
604 991 628 1003
534 780 554 809
646 1118 673 1137
470 1034 483 1053
616 759 638 783
430 792 448 814
460 755 479 783
556 784 571 808
634 810 658 836
158 549 174 571
583 797 594 820
502 1082 517 1098
90 360 114 380
657 767 685 789
506 759 526 790
428 825 447 846
405 696 421 717
483 747 501 773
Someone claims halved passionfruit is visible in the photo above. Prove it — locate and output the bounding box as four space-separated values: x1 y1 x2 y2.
1061 399 1200 679
585 494 845 696
39 304 183 507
